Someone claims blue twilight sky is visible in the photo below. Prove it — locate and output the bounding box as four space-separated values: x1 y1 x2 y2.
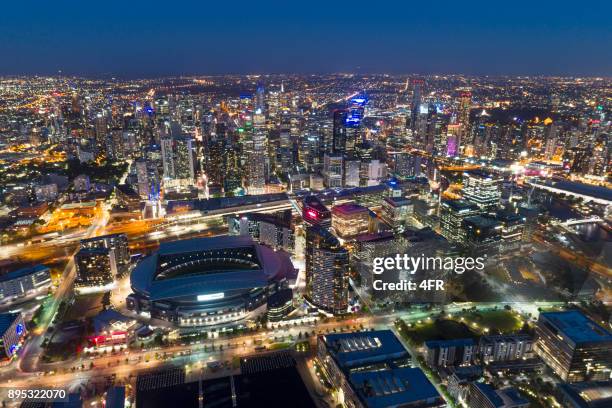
1 0 611 77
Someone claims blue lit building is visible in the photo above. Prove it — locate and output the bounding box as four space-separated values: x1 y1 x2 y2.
318 330 443 408
0 312 26 361
349 367 444 408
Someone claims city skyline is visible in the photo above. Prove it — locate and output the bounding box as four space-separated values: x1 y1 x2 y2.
1 1 612 77
0 2 610 405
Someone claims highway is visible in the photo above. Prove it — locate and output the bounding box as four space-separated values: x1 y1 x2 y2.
19 204 111 374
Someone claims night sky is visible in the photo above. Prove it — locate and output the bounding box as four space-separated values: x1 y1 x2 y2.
1 1 611 77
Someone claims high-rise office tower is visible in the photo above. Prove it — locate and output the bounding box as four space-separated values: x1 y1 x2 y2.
535 311 612 383
255 82 265 113
461 170 502 212
426 107 443 155
106 128 125 161
439 199 481 243
462 215 502 255
332 109 348 155
305 225 349 314
277 108 295 171
343 94 366 156
135 158 157 199
206 137 226 187
457 91 471 148
246 130 267 194
161 136 195 186
392 152 422 179
94 113 108 147
323 153 343 188
410 79 424 131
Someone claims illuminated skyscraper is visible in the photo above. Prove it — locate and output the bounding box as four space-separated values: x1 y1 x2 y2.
323 153 343 188
462 170 502 212
246 130 267 194
439 199 480 243
205 137 227 188
161 135 195 186
305 225 348 314
332 109 348 155
457 91 472 149
255 82 265 113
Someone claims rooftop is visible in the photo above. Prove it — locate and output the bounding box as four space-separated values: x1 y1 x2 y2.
136 365 315 408
441 199 479 213
322 330 409 369
0 264 49 282
384 196 412 206
425 338 475 348
131 237 296 301
539 310 612 345
464 169 501 180
303 195 330 213
557 381 612 408
539 179 612 202
332 202 369 216
464 215 503 229
350 367 442 408
0 313 20 334
157 235 256 256
166 193 289 214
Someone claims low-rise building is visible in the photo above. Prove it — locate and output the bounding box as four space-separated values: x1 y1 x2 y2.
425 338 477 368
0 265 51 304
381 196 413 232
331 203 372 239
467 383 529 408
318 330 443 408
267 288 293 322
478 335 534 364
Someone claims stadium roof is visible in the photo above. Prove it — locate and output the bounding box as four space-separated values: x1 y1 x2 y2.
130 236 296 302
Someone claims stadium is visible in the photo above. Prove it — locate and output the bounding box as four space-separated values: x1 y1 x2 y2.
127 236 296 328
